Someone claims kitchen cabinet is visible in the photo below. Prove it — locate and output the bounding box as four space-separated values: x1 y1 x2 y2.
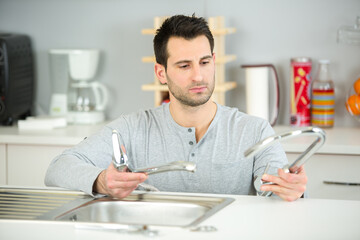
0 123 105 187
287 153 360 201
7 144 71 187
0 144 6 185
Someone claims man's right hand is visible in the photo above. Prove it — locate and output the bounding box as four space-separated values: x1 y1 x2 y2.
93 163 148 198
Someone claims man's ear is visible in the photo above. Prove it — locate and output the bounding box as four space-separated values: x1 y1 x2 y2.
154 63 167 84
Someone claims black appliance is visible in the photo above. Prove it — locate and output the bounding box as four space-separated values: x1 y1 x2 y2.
0 34 34 125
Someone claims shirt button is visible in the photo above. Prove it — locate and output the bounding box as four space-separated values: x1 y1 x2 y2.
189 141 194 145
188 128 192 133
191 153 195 157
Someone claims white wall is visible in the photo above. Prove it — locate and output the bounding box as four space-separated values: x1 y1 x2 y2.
1 0 359 127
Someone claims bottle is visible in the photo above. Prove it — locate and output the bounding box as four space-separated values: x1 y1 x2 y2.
311 60 335 127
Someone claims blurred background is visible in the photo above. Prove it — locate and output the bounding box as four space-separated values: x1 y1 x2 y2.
1 0 359 127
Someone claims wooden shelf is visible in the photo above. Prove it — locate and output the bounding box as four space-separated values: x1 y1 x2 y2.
141 56 156 63
142 82 237 92
142 55 236 64
142 83 168 92
216 55 237 64
214 82 237 92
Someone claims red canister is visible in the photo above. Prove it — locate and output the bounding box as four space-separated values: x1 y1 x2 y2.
290 57 312 126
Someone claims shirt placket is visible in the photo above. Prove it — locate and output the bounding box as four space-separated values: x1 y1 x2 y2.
185 127 198 183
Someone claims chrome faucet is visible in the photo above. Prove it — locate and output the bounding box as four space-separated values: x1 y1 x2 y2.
244 127 326 197
112 130 196 175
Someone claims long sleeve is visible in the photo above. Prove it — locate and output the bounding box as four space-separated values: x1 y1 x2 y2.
44 124 114 195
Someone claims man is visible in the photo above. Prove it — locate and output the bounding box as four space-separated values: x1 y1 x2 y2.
45 15 307 202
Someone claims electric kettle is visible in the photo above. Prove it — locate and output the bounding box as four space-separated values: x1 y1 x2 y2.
241 64 280 126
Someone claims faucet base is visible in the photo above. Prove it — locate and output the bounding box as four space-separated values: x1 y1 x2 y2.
254 164 290 197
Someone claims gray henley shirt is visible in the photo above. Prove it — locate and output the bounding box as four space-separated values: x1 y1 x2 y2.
45 103 287 196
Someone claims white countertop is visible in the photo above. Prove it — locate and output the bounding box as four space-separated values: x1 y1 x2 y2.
0 122 107 146
0 123 359 154
0 191 359 240
273 126 360 155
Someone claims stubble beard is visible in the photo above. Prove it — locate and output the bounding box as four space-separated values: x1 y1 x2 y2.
166 74 215 107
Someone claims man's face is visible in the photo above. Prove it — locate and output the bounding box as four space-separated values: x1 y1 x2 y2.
164 35 215 107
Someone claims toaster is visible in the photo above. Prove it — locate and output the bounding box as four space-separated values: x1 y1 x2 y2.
0 34 34 125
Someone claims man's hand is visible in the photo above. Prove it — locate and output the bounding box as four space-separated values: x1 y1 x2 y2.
94 163 148 199
260 166 307 202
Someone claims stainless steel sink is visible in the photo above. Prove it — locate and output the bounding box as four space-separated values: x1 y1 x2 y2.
0 187 91 220
56 193 234 228
0 187 234 229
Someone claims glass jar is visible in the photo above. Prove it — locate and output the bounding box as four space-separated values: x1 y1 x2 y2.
311 60 335 128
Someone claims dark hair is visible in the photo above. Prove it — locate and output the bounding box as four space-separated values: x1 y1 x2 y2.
153 14 214 69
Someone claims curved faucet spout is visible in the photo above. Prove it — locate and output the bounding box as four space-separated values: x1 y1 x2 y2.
245 127 326 173
244 127 326 196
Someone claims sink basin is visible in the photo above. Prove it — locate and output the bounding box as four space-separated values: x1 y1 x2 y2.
56 193 234 228
0 187 234 229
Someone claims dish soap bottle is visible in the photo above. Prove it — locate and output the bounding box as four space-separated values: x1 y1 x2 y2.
311 60 335 127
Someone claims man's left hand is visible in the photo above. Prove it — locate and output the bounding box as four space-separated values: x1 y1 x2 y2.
260 166 307 202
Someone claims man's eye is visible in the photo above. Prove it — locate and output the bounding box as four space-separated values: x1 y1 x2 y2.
179 64 189 68
201 61 210 65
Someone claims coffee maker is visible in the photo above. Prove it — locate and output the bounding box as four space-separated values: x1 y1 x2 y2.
49 49 108 124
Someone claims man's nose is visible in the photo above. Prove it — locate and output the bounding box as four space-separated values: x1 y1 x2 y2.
191 64 203 82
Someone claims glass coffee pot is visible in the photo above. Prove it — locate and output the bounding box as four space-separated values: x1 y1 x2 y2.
68 80 108 112
66 49 108 124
